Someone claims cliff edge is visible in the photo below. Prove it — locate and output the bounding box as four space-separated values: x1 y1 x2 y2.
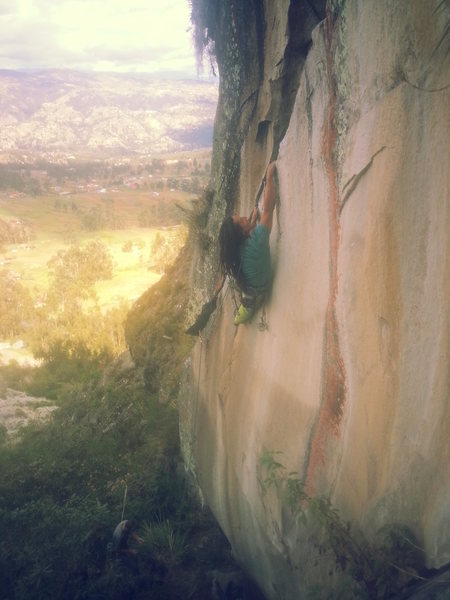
181 1 449 597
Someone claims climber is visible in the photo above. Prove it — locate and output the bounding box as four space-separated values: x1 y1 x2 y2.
111 519 143 561
218 161 277 325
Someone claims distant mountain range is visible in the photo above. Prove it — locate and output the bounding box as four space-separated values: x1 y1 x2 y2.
0 70 218 160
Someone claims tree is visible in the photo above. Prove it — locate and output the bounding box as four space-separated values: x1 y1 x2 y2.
0 270 35 339
46 242 114 312
81 206 107 231
151 158 164 173
30 243 125 365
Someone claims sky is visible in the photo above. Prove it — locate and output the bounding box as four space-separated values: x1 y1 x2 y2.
0 0 201 77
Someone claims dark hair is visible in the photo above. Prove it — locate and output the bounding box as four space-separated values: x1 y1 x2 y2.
125 520 136 531
219 217 246 284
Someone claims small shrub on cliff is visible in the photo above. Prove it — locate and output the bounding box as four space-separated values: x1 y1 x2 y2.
190 0 219 73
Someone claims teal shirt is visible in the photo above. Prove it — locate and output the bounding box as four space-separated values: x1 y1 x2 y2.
240 223 271 291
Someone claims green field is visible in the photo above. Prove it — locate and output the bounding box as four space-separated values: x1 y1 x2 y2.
0 190 189 364
0 191 189 301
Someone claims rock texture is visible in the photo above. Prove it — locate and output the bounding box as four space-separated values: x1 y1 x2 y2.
0 388 56 436
182 1 449 597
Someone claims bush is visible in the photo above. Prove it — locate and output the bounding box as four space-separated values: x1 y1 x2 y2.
0 365 235 599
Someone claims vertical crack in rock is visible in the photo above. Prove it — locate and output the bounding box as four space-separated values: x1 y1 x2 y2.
306 8 347 492
305 72 315 212
269 0 324 159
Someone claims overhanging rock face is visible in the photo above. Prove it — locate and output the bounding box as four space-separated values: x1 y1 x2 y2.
181 1 449 597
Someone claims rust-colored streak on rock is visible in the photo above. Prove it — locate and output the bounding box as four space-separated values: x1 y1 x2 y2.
306 10 347 493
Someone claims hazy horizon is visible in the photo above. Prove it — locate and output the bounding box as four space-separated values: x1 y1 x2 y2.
0 0 207 78
0 65 217 82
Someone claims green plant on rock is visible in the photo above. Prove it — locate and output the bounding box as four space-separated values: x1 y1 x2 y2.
190 0 220 73
259 450 427 599
141 518 191 568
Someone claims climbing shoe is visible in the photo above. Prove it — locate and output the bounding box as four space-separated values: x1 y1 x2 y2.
234 304 254 325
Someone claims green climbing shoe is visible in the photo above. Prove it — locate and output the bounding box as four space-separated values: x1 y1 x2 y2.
234 304 254 325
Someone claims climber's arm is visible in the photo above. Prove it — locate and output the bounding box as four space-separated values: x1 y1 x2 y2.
249 206 260 228
260 162 277 233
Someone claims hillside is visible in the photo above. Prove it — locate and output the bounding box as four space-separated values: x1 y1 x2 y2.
0 70 218 159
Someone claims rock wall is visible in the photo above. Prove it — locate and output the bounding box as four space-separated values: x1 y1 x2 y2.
182 1 449 597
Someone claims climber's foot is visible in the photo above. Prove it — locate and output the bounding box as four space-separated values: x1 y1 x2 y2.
234 304 254 325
